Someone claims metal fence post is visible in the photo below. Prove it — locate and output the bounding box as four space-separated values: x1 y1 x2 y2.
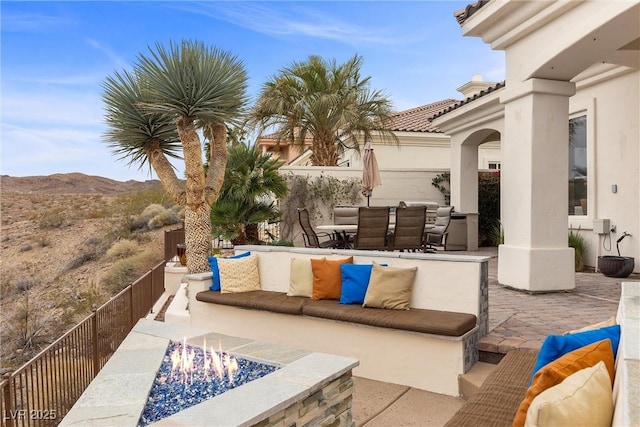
91 309 99 376
3 373 14 427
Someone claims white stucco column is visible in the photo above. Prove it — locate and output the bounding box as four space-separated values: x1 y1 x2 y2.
450 137 478 213
498 78 576 291
450 136 479 251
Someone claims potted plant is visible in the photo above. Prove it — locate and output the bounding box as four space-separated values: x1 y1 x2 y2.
598 232 635 278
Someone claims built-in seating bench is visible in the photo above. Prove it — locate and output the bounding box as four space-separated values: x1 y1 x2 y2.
196 289 477 337
185 245 491 396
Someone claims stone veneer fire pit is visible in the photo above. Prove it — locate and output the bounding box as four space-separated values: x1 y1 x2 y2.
60 319 358 427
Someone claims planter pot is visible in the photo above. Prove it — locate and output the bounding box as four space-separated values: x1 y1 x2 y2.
597 256 635 278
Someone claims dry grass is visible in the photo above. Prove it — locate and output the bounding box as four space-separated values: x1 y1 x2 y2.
0 181 177 371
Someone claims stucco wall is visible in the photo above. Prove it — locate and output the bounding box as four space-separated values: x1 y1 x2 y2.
340 132 501 170
568 68 639 270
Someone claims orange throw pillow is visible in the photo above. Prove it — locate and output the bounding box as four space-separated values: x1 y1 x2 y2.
310 257 353 300
513 339 615 427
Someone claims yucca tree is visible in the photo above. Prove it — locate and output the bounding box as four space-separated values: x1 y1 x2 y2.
249 54 398 166
211 143 288 244
103 40 248 273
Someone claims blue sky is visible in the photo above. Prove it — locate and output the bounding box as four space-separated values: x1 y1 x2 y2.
1 1 504 182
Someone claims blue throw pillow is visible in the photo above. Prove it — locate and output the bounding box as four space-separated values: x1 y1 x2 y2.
529 324 621 384
208 251 251 291
339 263 386 304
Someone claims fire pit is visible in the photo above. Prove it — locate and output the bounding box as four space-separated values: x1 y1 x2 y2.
60 319 358 427
138 340 280 426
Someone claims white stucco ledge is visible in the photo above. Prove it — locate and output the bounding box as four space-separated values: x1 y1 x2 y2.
612 281 640 427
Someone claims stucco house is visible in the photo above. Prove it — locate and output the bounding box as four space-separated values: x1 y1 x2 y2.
259 0 639 291
432 0 640 290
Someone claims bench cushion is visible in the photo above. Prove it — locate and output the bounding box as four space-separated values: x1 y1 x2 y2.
444 349 538 427
302 299 477 337
196 290 308 315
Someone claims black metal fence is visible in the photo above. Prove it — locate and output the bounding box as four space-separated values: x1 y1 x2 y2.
0 261 165 427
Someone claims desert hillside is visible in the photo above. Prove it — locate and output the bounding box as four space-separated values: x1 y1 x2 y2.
0 173 180 372
1 172 160 195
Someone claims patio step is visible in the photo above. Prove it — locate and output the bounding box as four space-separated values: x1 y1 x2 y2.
458 361 496 400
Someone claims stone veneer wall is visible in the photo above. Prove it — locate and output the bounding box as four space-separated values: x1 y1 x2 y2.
255 372 355 427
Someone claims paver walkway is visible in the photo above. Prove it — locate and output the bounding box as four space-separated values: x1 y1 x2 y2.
480 249 632 354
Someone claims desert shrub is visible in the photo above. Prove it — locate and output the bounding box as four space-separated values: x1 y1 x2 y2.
15 278 37 293
114 184 175 218
105 239 139 260
148 209 181 229
34 232 52 247
38 210 68 229
64 238 105 271
101 248 162 294
19 244 33 253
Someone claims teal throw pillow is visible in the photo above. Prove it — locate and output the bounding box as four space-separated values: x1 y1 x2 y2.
208 251 251 291
339 263 386 304
530 324 621 384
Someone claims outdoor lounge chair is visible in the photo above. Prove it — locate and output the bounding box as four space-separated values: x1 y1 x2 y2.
390 205 427 252
424 206 453 252
353 207 390 250
297 208 343 249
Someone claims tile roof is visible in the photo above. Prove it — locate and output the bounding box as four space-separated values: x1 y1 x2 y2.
390 99 460 133
454 0 490 25
432 81 505 119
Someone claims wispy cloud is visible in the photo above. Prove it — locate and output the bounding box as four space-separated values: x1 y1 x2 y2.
86 38 129 70
172 2 421 46
1 12 72 32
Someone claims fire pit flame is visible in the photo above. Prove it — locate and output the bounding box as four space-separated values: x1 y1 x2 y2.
169 338 239 385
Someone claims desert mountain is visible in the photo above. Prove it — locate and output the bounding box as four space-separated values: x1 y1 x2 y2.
1 173 160 195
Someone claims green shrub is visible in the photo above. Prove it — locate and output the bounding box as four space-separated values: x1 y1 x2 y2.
478 172 501 247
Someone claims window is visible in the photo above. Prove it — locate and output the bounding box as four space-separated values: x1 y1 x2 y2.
569 116 587 215
488 161 501 170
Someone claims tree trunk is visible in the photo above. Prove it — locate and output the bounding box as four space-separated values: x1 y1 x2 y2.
310 134 338 166
184 203 212 273
177 117 212 273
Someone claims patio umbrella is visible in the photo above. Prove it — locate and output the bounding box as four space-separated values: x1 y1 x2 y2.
361 141 381 206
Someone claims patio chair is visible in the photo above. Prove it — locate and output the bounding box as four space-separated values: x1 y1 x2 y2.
297 208 342 249
333 206 359 248
353 207 391 250
390 205 427 252
424 206 454 252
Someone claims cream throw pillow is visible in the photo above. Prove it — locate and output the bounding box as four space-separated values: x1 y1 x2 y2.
363 262 417 310
219 253 260 293
524 361 614 427
287 257 318 297
565 316 617 334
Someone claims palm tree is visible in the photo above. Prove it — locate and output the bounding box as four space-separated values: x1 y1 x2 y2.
249 54 398 166
211 143 288 245
103 40 248 273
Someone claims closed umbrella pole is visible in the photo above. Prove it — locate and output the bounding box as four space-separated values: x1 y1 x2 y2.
361 141 381 207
